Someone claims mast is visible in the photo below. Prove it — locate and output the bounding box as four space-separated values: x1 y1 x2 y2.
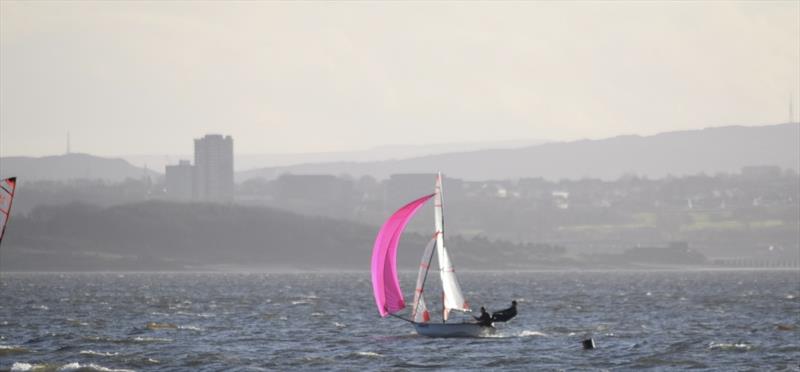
434 172 470 321
434 172 446 321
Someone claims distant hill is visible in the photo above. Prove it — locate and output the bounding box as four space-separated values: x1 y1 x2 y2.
0 153 160 182
122 138 547 173
0 201 569 271
238 123 800 181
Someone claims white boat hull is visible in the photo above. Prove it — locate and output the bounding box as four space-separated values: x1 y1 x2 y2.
414 322 495 338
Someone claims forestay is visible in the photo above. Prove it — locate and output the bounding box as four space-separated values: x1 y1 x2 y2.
411 237 436 323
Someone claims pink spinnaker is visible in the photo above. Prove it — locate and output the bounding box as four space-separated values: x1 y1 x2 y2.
371 193 434 317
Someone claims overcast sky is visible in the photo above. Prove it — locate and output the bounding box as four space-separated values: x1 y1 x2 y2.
1 1 798 157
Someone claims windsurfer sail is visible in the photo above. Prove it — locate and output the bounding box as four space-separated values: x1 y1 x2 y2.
0 177 17 246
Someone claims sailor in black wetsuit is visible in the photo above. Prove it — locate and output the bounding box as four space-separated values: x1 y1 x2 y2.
474 306 492 327
491 300 517 322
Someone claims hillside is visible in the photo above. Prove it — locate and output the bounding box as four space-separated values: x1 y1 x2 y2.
0 153 160 182
0 201 568 271
238 123 800 181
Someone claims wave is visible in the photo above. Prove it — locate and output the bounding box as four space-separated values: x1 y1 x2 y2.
174 311 215 318
352 351 382 358
178 325 203 331
0 345 29 356
11 362 134 372
131 336 172 343
519 330 548 337
145 321 201 331
485 329 547 338
80 350 120 357
145 322 177 330
708 342 752 351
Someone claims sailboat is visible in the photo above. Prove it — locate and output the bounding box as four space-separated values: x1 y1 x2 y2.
371 173 495 337
0 177 18 246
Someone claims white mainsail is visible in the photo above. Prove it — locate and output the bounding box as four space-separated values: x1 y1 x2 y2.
434 172 469 320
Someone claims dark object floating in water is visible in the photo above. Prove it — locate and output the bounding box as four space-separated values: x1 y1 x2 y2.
776 324 795 331
582 338 596 350
491 300 518 322
146 322 177 330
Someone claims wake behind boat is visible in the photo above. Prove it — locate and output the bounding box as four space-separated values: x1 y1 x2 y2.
370 173 515 338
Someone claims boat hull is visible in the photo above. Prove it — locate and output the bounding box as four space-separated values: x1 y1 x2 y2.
414 322 495 338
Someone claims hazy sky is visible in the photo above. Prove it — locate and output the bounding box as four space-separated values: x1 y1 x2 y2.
1 1 798 157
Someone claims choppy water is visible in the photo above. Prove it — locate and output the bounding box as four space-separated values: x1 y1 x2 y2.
1 270 798 371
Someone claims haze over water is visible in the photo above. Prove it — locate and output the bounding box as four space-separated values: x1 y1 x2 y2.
1 270 798 371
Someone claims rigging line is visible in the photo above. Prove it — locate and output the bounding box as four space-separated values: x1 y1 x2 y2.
388 312 415 324
418 237 437 301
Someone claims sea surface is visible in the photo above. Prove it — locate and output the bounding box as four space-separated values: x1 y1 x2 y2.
0 270 798 371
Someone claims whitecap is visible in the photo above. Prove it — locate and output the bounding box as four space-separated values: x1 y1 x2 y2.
519 330 548 337
1 344 26 350
56 362 136 372
354 351 382 357
708 342 752 351
80 350 120 357
291 300 311 305
333 322 346 328
132 336 172 343
11 362 35 371
0 344 28 355
178 325 203 331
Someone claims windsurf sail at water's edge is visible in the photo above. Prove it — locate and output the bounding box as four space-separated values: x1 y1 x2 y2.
0 177 17 246
371 193 435 318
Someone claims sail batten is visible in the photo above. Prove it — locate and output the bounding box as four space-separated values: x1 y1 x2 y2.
371 193 435 318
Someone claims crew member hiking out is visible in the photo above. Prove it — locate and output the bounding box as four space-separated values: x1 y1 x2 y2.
491 300 518 322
